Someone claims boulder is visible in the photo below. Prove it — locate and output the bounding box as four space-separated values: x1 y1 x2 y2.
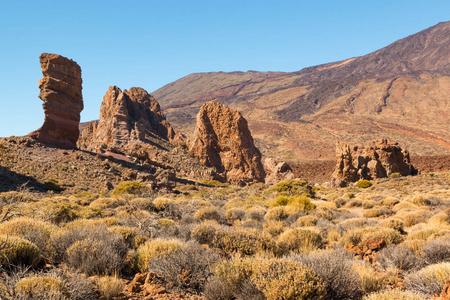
264 157 295 185
92 86 183 148
29 53 83 149
189 101 265 184
331 139 416 187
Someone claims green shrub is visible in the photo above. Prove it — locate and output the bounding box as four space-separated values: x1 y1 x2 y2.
111 181 147 196
404 262 450 296
15 276 67 299
132 238 184 273
356 180 372 188
389 172 402 179
278 228 322 254
271 195 315 213
266 179 314 197
0 235 41 267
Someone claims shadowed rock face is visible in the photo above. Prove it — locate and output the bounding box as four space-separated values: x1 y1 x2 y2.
331 139 417 187
189 101 265 184
29 53 83 149
88 86 183 148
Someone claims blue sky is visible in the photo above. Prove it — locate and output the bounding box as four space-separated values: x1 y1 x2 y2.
0 0 449 137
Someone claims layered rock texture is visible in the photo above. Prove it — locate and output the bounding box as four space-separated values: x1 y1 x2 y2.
331 139 417 187
83 86 182 149
153 21 450 161
29 53 83 149
189 101 265 184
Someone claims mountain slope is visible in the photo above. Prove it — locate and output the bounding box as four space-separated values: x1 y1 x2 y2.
153 21 450 162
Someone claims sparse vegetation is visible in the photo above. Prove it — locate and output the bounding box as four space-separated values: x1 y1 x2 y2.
0 149 448 300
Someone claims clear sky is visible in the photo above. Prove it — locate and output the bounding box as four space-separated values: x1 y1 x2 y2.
0 0 449 137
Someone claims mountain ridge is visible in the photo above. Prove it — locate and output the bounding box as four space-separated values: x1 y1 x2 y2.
153 21 450 162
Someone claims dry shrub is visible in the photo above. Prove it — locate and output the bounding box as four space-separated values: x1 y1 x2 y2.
292 248 363 300
152 197 174 212
363 208 381 218
148 241 220 293
263 220 285 237
264 206 289 221
212 256 326 300
0 217 58 259
404 262 450 296
398 210 430 227
421 237 450 265
132 238 185 273
225 207 245 221
362 200 376 209
376 244 424 272
194 206 221 221
108 226 138 248
212 227 277 256
381 196 400 206
51 225 127 274
191 221 220 245
363 289 426 300
15 275 67 299
362 227 403 245
251 258 326 300
311 200 337 210
380 218 404 233
96 276 123 300
66 237 126 276
278 228 322 254
297 215 318 227
0 235 40 268
246 207 265 222
352 261 383 294
89 197 125 209
393 201 418 212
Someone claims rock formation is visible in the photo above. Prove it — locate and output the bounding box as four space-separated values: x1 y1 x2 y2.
29 53 83 149
189 101 265 184
84 86 183 149
331 139 417 187
264 158 295 185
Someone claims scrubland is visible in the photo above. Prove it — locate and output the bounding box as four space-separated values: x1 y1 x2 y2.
0 171 448 299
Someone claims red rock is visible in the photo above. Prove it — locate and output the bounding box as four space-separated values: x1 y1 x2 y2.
83 86 183 149
29 53 83 149
264 157 295 184
331 139 416 187
189 101 265 184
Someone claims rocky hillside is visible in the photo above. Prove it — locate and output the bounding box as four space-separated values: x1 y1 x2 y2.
153 21 450 162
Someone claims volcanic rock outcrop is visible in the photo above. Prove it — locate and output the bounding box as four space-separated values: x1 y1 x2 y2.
89 86 183 148
264 158 295 185
331 139 417 187
189 101 265 184
29 53 83 149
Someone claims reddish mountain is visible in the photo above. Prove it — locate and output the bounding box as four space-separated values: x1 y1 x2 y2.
153 21 450 162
